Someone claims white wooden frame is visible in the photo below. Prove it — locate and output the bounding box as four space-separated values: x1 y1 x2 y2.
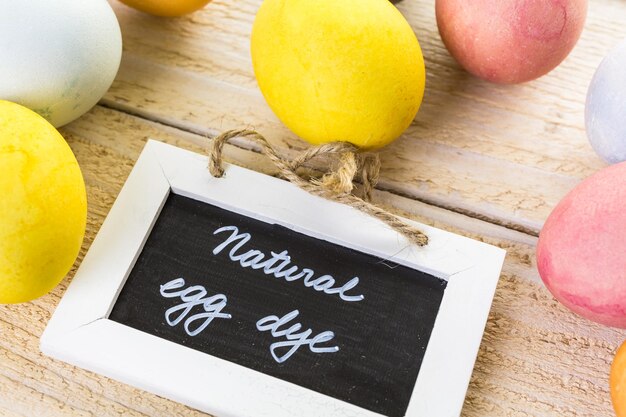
41 140 505 417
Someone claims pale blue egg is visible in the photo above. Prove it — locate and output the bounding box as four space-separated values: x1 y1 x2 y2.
586 39 626 164
0 0 122 128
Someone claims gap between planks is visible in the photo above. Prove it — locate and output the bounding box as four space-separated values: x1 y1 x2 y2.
97 100 540 239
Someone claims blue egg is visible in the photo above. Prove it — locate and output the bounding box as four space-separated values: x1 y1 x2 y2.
586 39 626 164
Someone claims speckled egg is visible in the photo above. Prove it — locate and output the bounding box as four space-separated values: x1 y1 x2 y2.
0 0 122 127
436 0 587 84
537 162 626 328
586 39 626 164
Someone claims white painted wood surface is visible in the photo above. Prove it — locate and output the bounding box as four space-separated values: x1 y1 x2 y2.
2 0 626 415
1 106 624 416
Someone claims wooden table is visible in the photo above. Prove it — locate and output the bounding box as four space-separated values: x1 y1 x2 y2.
2 0 626 415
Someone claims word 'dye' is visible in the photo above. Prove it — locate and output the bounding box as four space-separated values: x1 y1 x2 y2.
159 278 231 336
257 309 339 364
159 279 338 363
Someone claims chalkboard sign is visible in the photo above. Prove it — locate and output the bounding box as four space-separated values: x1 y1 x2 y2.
42 140 505 417
109 193 446 417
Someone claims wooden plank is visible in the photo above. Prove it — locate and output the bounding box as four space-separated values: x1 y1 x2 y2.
102 0 626 233
0 106 624 416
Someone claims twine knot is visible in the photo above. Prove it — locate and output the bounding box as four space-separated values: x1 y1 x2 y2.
208 129 428 247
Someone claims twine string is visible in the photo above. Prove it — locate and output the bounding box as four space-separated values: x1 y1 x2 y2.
208 129 428 247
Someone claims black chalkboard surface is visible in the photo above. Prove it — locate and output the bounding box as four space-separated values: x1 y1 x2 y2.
109 192 447 417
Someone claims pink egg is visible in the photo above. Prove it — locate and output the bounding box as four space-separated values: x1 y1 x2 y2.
537 162 626 328
436 0 587 84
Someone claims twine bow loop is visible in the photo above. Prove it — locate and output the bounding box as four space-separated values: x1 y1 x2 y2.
208 129 428 247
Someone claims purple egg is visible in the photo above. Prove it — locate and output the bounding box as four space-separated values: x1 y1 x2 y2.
585 38 626 164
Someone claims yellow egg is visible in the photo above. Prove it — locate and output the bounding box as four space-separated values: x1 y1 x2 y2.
119 0 212 17
0 101 87 304
251 0 425 149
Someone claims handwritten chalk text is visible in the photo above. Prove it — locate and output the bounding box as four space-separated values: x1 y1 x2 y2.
212 226 364 302
159 279 340 363
257 310 339 363
160 278 231 336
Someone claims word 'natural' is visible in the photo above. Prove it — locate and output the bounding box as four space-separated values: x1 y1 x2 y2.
212 226 364 302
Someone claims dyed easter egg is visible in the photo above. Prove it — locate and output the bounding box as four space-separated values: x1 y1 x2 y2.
586 39 626 164
118 0 211 17
0 0 122 127
436 0 587 84
251 0 425 149
612 340 626 417
0 101 87 304
537 162 626 328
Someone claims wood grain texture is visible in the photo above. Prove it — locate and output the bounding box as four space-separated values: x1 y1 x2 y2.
0 106 625 416
2 0 626 415
102 0 626 234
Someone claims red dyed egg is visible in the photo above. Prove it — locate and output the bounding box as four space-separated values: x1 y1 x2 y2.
436 0 587 84
537 162 626 328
